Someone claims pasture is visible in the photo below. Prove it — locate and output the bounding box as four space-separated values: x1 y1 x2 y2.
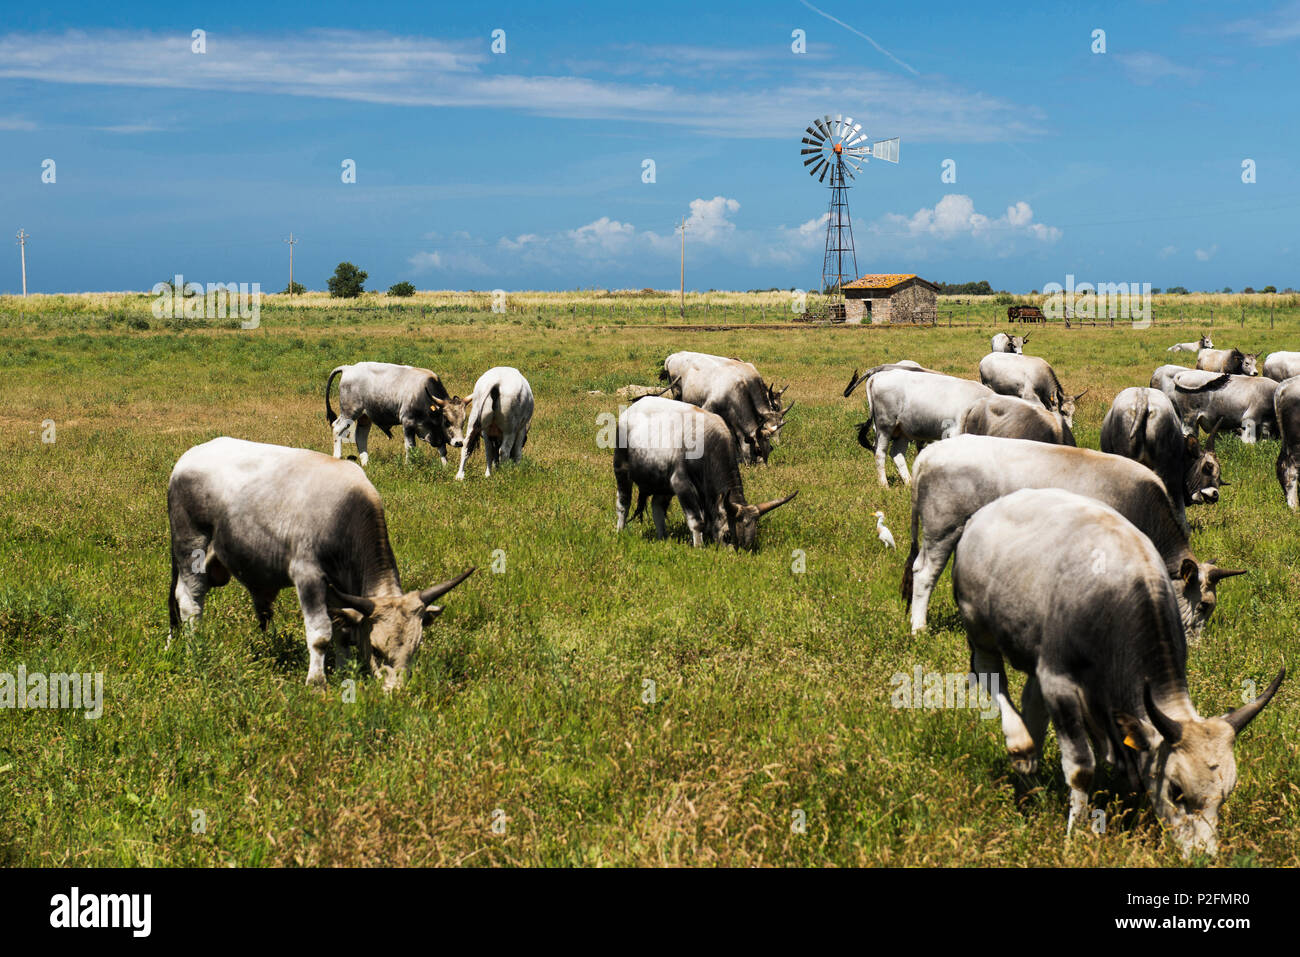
1 293 1297 867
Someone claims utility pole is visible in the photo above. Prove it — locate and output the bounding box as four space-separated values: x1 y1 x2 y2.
16 229 28 297
284 233 297 296
678 217 687 318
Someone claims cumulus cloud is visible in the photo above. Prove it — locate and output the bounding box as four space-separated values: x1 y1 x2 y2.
1195 244 1218 261
883 194 1061 243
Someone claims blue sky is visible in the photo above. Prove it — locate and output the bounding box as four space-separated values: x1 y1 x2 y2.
3 0 1299 293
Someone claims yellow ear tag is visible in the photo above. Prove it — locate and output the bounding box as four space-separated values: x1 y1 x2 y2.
1123 734 1140 750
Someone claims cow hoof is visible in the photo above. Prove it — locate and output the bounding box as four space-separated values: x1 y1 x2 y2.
306 673 327 691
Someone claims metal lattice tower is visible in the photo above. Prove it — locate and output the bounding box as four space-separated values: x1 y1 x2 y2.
800 114 900 313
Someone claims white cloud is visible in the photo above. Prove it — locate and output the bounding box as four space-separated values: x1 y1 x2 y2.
0 29 1046 141
1225 2 1300 44
0 115 36 130
883 194 1061 244
1195 245 1218 261
408 251 443 271
1113 52 1202 85
1160 245 1179 258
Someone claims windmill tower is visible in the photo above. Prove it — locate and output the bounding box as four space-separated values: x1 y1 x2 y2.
800 115 899 318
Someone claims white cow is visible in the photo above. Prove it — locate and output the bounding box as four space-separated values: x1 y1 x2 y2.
455 367 535 480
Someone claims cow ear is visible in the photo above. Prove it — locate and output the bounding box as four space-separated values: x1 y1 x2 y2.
421 605 444 626
330 607 365 627
1179 558 1199 584
1113 711 1150 752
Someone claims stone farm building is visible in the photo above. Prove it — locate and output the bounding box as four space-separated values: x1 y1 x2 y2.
842 274 939 324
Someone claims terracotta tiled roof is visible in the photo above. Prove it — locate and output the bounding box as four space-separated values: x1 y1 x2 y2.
843 273 918 290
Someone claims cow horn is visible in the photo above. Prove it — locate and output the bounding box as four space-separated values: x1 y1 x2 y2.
1207 567 1247 583
1204 417 1224 451
1144 682 1183 747
428 393 446 409
782 401 796 417
1022 334 1029 343
843 369 864 398
418 567 476 606
778 384 790 398
327 585 375 617
1223 666 1285 734
1071 388 1089 402
754 491 798 516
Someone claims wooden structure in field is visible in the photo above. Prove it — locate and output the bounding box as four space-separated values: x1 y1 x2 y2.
842 274 938 324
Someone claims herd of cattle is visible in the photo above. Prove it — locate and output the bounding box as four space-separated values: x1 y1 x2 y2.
163 337 1292 858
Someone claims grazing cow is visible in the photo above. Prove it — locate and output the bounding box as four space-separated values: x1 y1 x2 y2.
1100 387 1223 523
952 487 1284 858
902 435 1244 638
1196 348 1259 376
325 362 467 466
977 352 1086 428
960 394 1075 446
167 437 474 690
455 367 535 480
1274 376 1300 509
990 332 1027 354
1263 351 1300 382
1168 333 1212 353
660 351 791 464
1168 371 1279 443
1150 364 1192 399
842 360 946 398
613 396 795 548
851 368 994 486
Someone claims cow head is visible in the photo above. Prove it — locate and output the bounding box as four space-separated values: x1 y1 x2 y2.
1240 353 1259 376
1011 335 1026 354
1057 389 1087 429
1277 447 1299 510
1115 671 1284 858
720 489 797 550
328 568 474 691
1184 422 1224 505
430 394 469 448
1175 558 1245 641
1199 333 1214 350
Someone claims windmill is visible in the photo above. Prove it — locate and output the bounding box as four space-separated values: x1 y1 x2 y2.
800 114 899 318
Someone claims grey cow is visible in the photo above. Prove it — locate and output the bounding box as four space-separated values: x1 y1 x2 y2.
977 352 1086 428
325 361 467 466
1168 371 1278 443
1100 387 1222 526
850 368 994 486
1263 351 1300 382
454 366 535 480
952 488 1283 858
1274 376 1300 509
1196 348 1259 376
960 394 1074 446
613 396 795 548
1167 333 1213 353
901 434 1244 638
990 332 1027 354
167 437 474 690
661 351 790 464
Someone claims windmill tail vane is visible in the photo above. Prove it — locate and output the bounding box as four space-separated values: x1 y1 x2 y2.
800 114 900 313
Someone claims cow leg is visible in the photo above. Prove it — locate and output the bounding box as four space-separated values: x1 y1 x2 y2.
294 575 334 690
435 443 448 467
1044 690 1096 837
651 496 671 540
484 435 501 477
251 589 277 632
1015 671 1050 774
614 465 632 531
970 646 1036 773
170 555 210 648
510 428 526 463
355 420 372 467
909 528 961 634
402 425 417 463
499 429 519 469
672 479 707 547
1242 418 1257 444
873 425 891 487
454 428 476 481
889 436 911 485
1281 451 1299 510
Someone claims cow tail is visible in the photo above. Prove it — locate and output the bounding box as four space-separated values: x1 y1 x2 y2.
631 488 649 522
324 366 346 425
1128 388 1149 454
168 548 181 635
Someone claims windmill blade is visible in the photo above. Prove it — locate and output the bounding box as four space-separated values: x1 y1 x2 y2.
843 123 866 147
843 145 871 158
834 113 844 140
805 124 826 142
842 163 857 181
813 116 831 139
818 160 830 183
870 137 901 163
806 158 826 177
804 154 825 168
801 137 825 147
800 147 825 156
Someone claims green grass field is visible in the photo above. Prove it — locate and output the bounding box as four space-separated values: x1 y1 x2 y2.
1 294 1297 867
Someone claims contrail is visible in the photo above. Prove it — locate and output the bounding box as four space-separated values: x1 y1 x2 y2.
797 0 920 75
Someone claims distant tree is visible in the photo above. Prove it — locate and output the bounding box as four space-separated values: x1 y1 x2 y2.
387 281 416 297
936 280 995 295
1222 286 1233 293
328 262 368 298
1167 285 1189 295
1243 287 1256 294
1151 287 1162 294
1262 285 1277 294
283 281 306 295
